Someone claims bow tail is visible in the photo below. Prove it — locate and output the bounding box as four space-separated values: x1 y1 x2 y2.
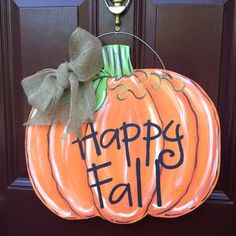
63 78 80 138
63 79 96 139
78 81 96 123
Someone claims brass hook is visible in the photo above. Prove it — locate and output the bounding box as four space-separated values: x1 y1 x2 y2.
104 0 131 32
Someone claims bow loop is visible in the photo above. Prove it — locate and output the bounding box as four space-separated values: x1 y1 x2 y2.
22 27 103 137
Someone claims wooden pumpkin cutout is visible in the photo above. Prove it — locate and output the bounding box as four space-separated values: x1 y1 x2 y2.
25 44 220 224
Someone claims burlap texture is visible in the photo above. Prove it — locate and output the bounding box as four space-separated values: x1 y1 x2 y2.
22 27 103 137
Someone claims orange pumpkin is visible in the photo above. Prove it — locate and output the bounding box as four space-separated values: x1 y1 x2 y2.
25 45 220 224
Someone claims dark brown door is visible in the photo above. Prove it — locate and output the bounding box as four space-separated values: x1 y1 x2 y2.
1 0 236 235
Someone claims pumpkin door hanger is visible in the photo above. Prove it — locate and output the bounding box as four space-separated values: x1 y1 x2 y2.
25 44 220 224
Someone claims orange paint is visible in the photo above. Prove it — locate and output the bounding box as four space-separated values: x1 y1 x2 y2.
25 45 220 223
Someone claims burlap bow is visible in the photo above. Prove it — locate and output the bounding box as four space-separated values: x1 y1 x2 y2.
22 27 103 137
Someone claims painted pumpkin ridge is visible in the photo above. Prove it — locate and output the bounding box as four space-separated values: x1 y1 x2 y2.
156 91 200 216
157 75 220 217
26 124 78 219
47 126 81 217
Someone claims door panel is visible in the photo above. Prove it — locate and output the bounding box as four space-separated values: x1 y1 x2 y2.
0 0 235 235
141 1 223 103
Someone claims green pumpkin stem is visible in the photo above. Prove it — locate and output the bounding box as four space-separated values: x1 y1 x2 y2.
102 45 134 80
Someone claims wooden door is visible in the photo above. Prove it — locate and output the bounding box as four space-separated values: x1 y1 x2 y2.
0 0 235 235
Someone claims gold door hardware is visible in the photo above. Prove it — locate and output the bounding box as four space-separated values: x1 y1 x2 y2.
104 0 131 32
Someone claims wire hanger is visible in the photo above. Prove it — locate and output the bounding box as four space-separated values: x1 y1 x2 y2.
97 31 166 70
